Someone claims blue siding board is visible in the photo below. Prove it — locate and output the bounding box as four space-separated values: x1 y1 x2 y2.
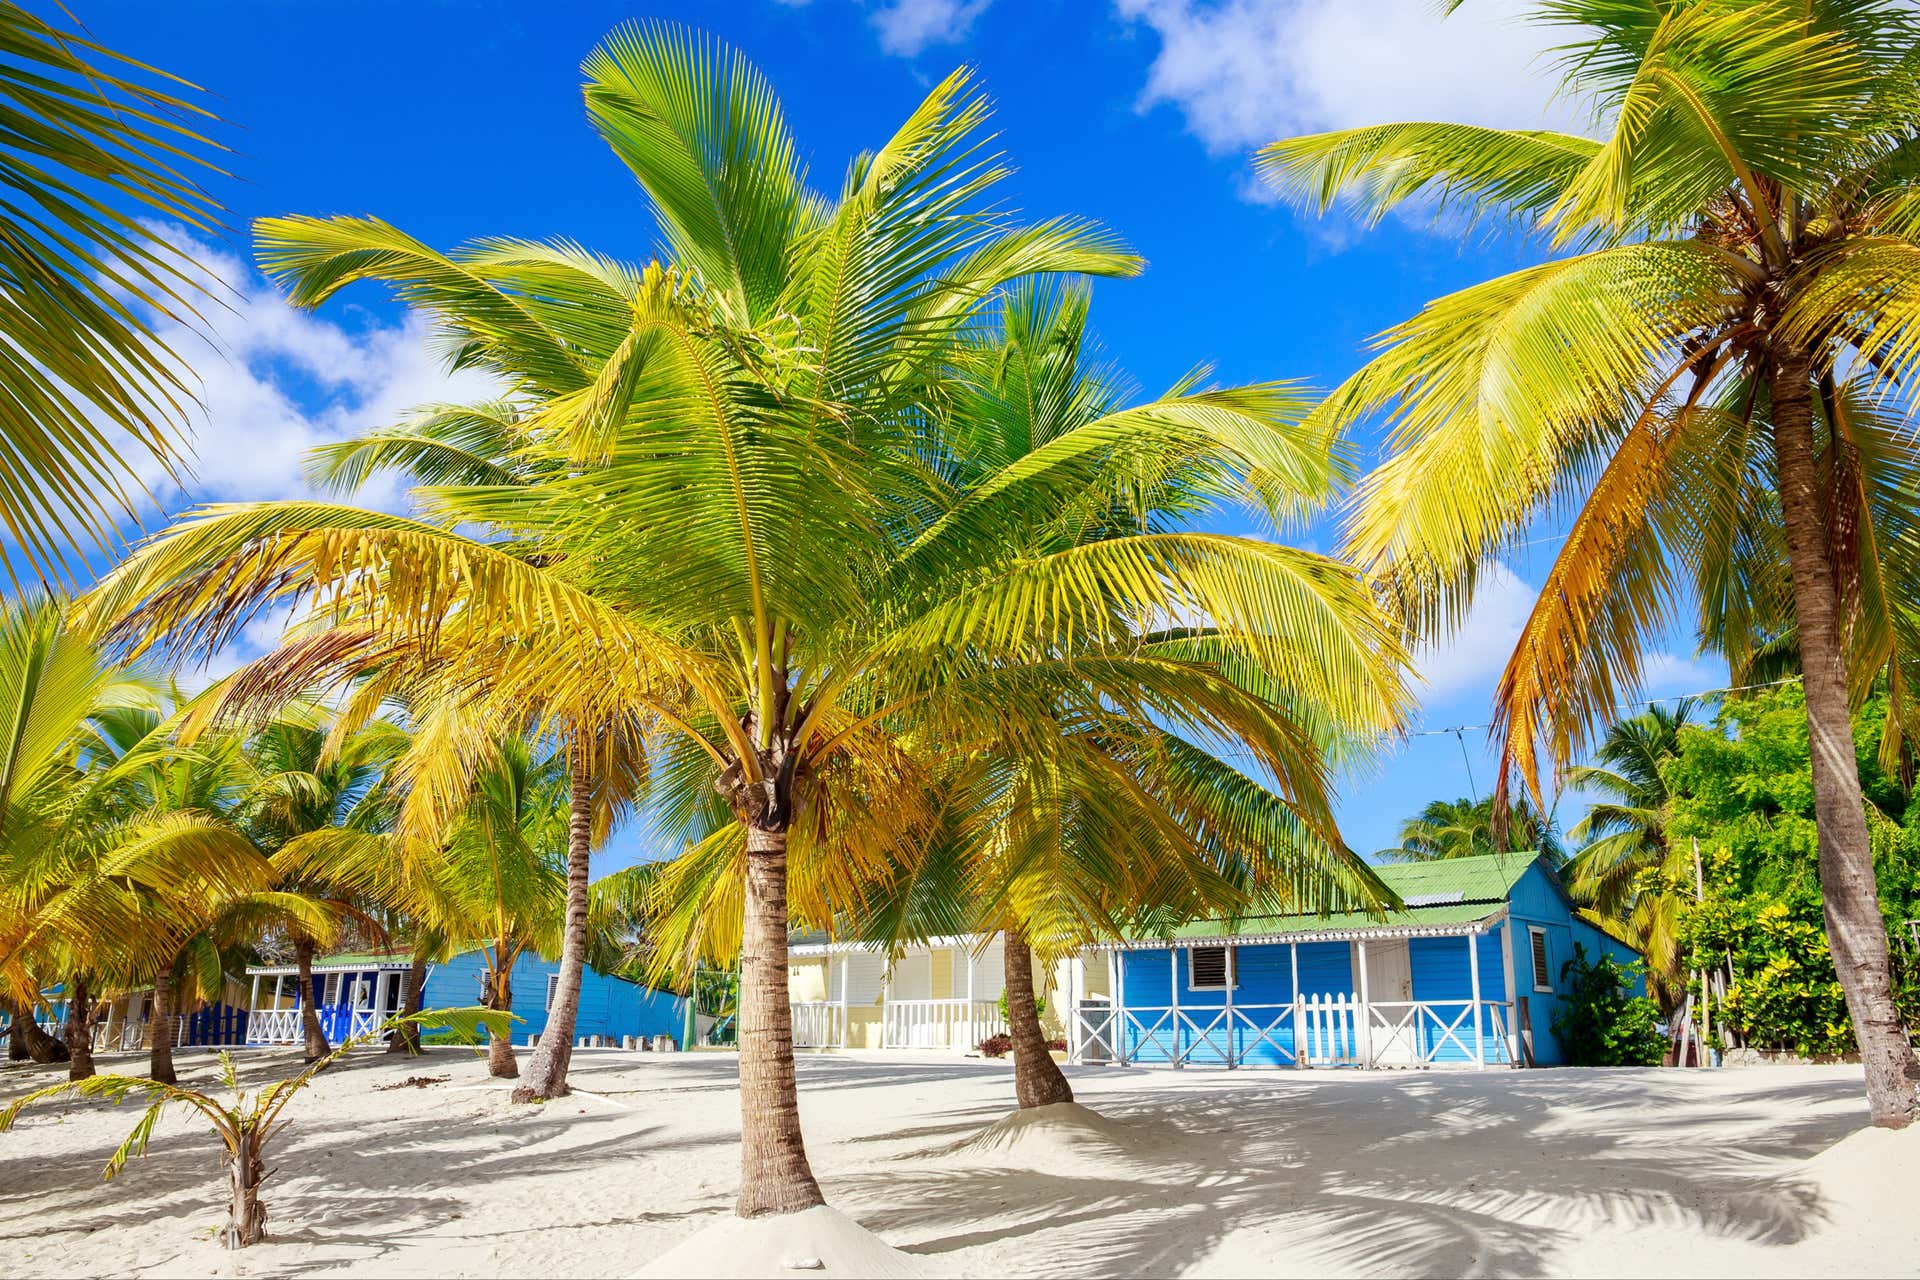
418 949 684 1044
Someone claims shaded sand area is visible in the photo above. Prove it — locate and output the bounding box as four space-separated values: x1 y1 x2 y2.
0 1049 1911 1278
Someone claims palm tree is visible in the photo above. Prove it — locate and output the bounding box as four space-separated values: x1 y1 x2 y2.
1383 795 1564 865
78 700 340 1082
0 4 225 585
1564 699 1702 1005
307 399 648 1100
858 282 1401 1110
1260 0 1920 1126
411 735 570 1079
0 600 277 1079
77 25 1406 1224
232 718 408 1061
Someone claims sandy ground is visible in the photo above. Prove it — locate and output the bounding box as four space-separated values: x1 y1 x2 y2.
0 1047 1910 1279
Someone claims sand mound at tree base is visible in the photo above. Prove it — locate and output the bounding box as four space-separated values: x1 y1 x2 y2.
934 1101 1187 1179
636 1206 928 1279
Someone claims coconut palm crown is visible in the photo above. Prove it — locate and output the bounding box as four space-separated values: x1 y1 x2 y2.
1260 0 1920 1126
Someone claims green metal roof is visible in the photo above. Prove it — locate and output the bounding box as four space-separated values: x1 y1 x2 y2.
246 950 411 974
1115 851 1541 946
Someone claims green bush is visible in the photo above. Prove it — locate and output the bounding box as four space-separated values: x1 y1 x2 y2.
997 991 1044 1023
1550 944 1666 1066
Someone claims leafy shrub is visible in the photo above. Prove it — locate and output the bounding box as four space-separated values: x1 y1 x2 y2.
997 992 1044 1023
1550 944 1665 1066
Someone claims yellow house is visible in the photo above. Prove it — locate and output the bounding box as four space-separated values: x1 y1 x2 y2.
786 933 1110 1052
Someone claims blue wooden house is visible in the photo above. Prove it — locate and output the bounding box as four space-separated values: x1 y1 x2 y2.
1073 851 1641 1070
244 947 686 1049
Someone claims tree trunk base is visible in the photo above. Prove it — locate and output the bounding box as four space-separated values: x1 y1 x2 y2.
223 1134 268 1249
1004 931 1074 1109
487 1034 519 1079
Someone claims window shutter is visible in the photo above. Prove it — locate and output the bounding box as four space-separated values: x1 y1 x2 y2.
1190 946 1232 990
545 973 559 1011
1530 930 1552 990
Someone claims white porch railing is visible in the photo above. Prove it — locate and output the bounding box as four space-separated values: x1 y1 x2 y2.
248 1008 302 1045
882 999 1005 1050
790 1001 847 1048
1073 997 1515 1069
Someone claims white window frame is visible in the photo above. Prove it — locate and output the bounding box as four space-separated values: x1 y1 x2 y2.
479 968 495 1002
1187 944 1237 991
1528 926 1554 992
544 973 560 1011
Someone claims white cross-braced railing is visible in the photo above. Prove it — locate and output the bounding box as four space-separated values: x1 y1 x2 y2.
1072 997 1515 1069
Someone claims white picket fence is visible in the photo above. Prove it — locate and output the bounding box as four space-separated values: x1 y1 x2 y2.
1072 995 1514 1069
790 1001 848 1048
882 999 1005 1049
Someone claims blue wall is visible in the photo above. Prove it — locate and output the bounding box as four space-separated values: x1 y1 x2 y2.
420 949 685 1045
1115 940 1353 1065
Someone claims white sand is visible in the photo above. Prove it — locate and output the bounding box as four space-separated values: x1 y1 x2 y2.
637 1206 927 1279
0 1048 1912 1278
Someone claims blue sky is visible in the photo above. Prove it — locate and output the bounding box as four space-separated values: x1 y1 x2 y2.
74 0 1725 867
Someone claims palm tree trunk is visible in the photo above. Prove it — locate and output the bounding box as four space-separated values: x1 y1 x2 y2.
514 753 592 1103
1770 347 1920 1128
736 823 824 1218
63 977 94 1081
148 965 177 1085
7 1013 26 1061
386 956 428 1056
1004 928 1073 1109
221 1128 268 1248
294 937 330 1063
3 997 65 1062
486 961 518 1078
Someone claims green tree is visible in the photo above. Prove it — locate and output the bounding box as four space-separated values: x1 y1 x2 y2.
1384 795 1563 865
232 717 409 1061
1262 0 1920 1125
1666 684 1920 1051
1565 698 1702 1004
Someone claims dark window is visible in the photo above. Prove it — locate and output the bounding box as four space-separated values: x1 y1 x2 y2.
1189 946 1235 990
544 973 560 1011
1529 929 1553 991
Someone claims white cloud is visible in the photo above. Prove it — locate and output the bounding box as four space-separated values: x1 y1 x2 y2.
870 0 994 56
110 229 500 683
134 229 499 518
1639 650 1725 697
1409 559 1536 703
1114 0 1587 156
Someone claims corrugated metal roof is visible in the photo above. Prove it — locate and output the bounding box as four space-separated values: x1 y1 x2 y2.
247 950 412 975
1107 851 1540 945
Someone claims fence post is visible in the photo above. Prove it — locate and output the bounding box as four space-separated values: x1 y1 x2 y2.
1468 932 1486 1069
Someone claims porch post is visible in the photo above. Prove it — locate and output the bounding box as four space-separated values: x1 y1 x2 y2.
1356 939 1373 1068
1169 946 1182 1067
881 955 893 1050
837 953 850 1049
248 973 259 1013
965 944 975 1047
1498 919 1519 1063
1223 945 1235 1069
1115 949 1129 1065
1066 953 1082 1062
1290 942 1304 1069
1468 931 1486 1070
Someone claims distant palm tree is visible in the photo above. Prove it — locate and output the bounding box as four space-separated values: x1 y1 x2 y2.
1384 795 1563 866
1565 699 1701 1006
0 4 224 583
1261 0 1920 1124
